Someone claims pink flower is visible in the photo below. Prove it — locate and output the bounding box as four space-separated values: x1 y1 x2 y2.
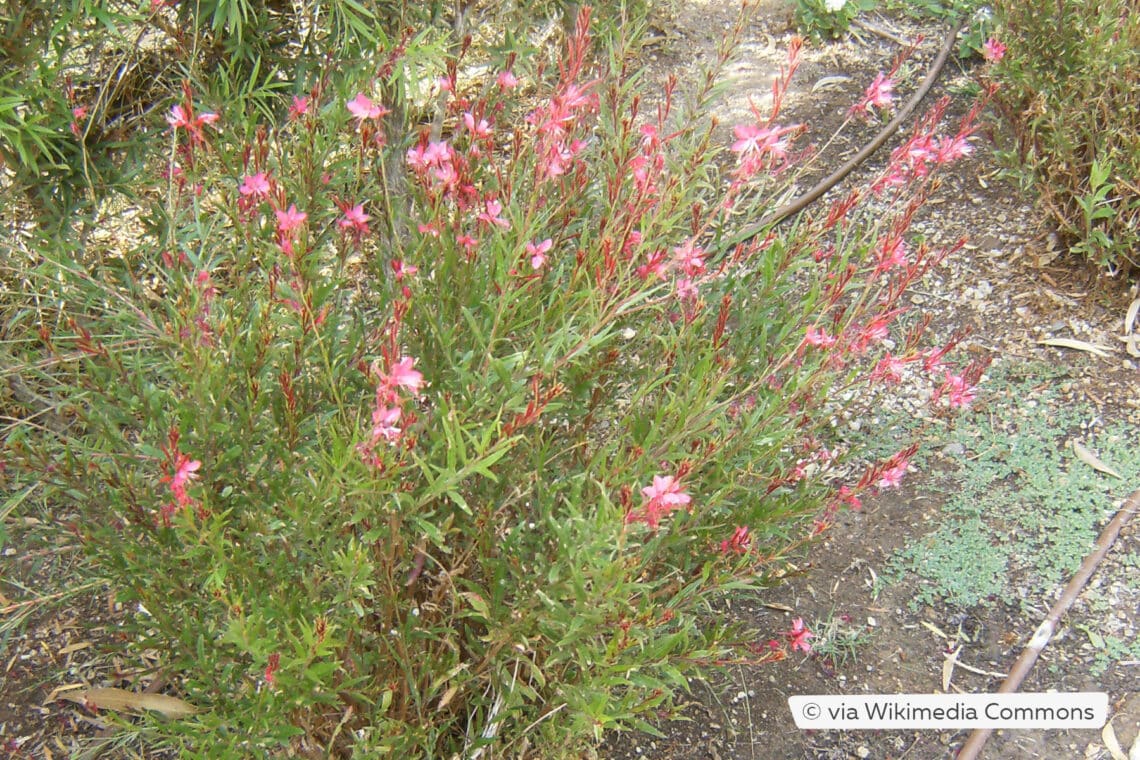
347 93 389 122
527 238 552 270
387 357 424 393
338 203 371 236
289 95 310 121
865 73 894 109
785 618 813 653
730 124 792 160
477 198 510 230
239 172 271 198
904 134 938 175
424 141 452 166
391 259 418 281
406 144 429 171
456 234 479 255
870 353 907 384
876 236 908 271
877 460 908 489
159 439 202 523
167 102 219 143
934 134 973 164
636 249 668 280
850 73 894 118
538 139 587 180
675 278 698 302
936 372 976 408
672 239 706 278
641 475 690 507
370 406 402 443
804 326 836 348
264 652 280 687
165 104 187 129
626 474 692 529
170 453 201 496
720 526 752 555
497 70 519 89
463 112 492 139
855 316 891 351
982 38 1006 63
730 123 797 178
70 106 88 137
923 344 952 373
275 204 307 234
558 82 593 112
836 485 862 511
731 124 766 154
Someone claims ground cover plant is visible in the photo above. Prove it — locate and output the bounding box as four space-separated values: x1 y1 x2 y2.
2 2 995 756
884 360 1140 612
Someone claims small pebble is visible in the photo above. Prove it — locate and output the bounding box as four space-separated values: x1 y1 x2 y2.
942 442 967 457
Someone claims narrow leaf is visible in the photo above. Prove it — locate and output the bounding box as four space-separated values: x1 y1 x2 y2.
1038 338 1111 358
59 687 199 718
942 646 958 692
811 75 853 93
1071 440 1123 479
1102 720 1127 760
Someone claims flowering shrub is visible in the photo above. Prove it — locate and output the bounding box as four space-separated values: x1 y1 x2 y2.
990 0 1139 273
7 6 987 756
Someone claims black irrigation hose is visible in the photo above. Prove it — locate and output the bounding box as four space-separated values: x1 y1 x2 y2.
723 16 967 251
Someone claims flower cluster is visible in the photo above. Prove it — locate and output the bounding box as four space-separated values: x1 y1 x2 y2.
849 71 895 118
874 97 978 193
157 428 203 527
525 10 598 182
730 122 799 179
625 474 692 529
167 101 219 146
785 617 813 653
359 356 425 468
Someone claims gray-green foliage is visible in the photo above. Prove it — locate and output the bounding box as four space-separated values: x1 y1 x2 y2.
885 361 1139 611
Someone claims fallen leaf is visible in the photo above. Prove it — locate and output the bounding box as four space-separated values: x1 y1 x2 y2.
921 620 949 639
942 646 958 692
811 75 852 93
57 641 92 656
57 687 198 718
1072 441 1123 479
1102 719 1127 760
437 685 459 711
1119 297 1139 358
761 602 795 613
1038 338 1111 358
